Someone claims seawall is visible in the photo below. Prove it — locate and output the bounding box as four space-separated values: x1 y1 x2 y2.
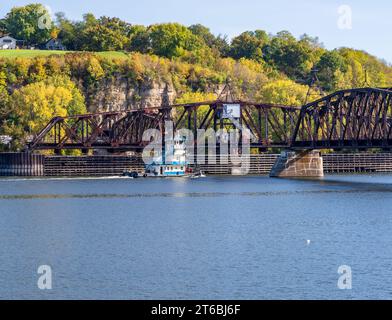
1 153 392 177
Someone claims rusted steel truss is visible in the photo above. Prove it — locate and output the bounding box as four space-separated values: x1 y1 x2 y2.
28 101 300 151
291 88 392 149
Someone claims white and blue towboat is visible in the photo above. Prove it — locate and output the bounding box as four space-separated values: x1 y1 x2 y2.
144 135 190 177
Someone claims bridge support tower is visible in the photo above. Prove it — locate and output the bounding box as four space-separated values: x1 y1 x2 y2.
270 150 324 178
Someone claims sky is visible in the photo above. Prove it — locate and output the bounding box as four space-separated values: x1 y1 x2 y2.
1 0 391 63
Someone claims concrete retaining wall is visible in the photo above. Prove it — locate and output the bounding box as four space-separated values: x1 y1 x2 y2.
2 152 392 177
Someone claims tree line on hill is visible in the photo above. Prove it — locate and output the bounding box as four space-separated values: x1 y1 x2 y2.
1 3 392 92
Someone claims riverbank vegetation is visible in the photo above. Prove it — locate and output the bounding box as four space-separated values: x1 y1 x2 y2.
1 3 392 150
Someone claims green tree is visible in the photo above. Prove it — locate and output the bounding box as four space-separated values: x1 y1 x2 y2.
57 13 132 51
80 16 132 51
149 23 205 58
127 25 151 53
229 30 268 61
0 19 7 37
55 12 79 50
263 31 315 81
189 24 229 56
315 51 348 91
4 3 53 45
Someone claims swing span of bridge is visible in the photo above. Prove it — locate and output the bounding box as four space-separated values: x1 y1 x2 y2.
27 87 392 152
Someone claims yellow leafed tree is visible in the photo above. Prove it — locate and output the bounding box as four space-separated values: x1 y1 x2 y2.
258 79 320 106
8 75 86 136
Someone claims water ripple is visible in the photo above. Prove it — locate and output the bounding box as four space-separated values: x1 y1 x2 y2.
0 189 391 200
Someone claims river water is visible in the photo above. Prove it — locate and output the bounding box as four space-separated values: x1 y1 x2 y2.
0 174 392 300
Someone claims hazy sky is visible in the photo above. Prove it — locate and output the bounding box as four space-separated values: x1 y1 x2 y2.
1 0 391 63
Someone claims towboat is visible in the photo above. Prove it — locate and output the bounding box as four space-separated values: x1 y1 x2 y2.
143 134 191 178
123 134 207 178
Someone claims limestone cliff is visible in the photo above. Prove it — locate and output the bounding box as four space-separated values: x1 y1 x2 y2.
84 77 177 113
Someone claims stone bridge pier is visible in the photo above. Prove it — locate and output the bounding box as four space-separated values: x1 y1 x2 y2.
270 150 324 178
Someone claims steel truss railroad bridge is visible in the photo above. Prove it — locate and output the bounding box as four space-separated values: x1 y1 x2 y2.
28 87 392 153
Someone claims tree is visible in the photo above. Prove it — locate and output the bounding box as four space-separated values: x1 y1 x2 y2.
189 24 229 56
86 56 105 81
4 3 53 44
127 25 151 53
0 71 7 95
299 34 323 50
0 19 7 37
315 51 348 91
229 30 268 61
0 71 9 122
57 13 132 51
175 91 217 123
55 12 78 49
149 23 205 58
337 48 392 88
189 24 215 47
80 16 132 51
42 75 86 115
213 35 230 57
257 79 319 141
5 75 86 144
263 31 315 81
258 79 313 106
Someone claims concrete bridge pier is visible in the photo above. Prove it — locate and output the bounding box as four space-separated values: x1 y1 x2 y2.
270 150 324 178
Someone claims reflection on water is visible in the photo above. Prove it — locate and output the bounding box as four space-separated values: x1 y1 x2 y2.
1 175 392 299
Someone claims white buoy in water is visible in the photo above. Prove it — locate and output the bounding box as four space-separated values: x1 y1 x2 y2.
307 240 311 245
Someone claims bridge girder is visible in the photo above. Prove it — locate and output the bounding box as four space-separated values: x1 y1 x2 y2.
29 87 392 153
27 101 300 152
291 88 392 150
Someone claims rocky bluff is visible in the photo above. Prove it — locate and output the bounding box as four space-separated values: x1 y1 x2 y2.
84 77 177 113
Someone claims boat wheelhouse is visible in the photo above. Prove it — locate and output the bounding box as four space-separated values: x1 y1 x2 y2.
145 134 190 177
